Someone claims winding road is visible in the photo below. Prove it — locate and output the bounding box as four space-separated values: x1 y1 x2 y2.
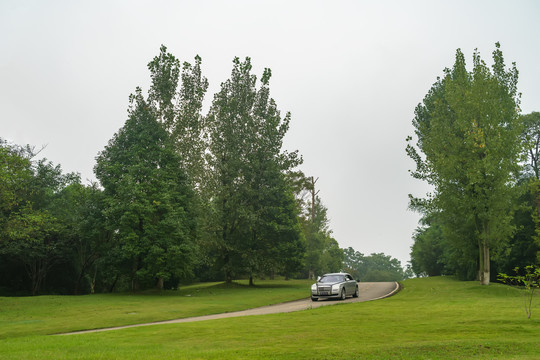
61 281 399 335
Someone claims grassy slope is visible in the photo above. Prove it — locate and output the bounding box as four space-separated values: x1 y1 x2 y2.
0 279 313 338
1 277 539 359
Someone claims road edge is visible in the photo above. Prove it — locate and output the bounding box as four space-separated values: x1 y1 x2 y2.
56 282 402 336
367 281 401 301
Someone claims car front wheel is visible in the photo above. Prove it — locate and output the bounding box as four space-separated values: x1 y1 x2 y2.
311 296 317 302
340 288 346 300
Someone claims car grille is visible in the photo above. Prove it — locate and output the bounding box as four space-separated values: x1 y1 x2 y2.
318 286 331 293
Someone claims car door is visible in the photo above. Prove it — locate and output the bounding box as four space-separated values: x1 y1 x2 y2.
344 274 354 295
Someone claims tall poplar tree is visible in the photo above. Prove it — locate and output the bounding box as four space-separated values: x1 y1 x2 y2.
206 57 303 283
95 89 196 290
407 43 524 285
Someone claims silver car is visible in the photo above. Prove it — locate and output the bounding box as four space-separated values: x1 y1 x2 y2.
310 272 359 301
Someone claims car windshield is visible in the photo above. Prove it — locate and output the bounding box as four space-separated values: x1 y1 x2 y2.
319 275 344 283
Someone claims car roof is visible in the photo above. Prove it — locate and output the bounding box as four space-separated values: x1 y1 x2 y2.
322 273 350 276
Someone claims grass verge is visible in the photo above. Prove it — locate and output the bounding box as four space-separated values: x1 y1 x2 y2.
1 277 539 359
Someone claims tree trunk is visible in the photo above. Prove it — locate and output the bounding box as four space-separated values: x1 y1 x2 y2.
74 261 90 295
29 259 47 296
477 237 484 283
249 275 254 286
310 177 319 222
131 257 141 291
108 274 118 293
482 222 491 285
74 272 83 295
91 265 97 294
156 277 164 290
225 269 232 283
74 255 98 295
481 241 490 285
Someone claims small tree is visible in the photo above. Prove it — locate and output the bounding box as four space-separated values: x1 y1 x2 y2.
498 265 540 319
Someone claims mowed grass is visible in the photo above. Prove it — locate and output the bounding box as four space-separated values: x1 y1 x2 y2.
1 277 539 359
0 279 313 338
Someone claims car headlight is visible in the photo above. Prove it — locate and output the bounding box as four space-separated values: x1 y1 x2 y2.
332 284 340 293
311 284 317 291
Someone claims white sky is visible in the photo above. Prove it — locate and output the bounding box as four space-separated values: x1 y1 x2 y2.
2 0 539 266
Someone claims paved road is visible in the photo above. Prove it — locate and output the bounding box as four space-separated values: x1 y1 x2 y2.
61 282 399 335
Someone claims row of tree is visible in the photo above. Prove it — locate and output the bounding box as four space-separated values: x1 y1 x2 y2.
343 248 412 282
407 43 540 284
2 46 383 295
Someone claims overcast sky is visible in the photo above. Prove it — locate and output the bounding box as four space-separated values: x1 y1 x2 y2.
2 0 540 266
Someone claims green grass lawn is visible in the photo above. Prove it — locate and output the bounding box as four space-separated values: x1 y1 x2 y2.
0 279 313 338
1 277 539 359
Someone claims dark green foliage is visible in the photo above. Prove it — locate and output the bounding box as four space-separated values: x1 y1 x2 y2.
410 188 540 282
496 184 539 275
520 112 540 265
410 214 478 280
0 141 80 295
95 89 197 290
521 112 540 179
53 182 110 294
300 209 343 278
319 237 343 274
410 216 445 277
0 141 32 218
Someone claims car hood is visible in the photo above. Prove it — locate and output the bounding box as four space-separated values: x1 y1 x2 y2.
316 281 340 286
